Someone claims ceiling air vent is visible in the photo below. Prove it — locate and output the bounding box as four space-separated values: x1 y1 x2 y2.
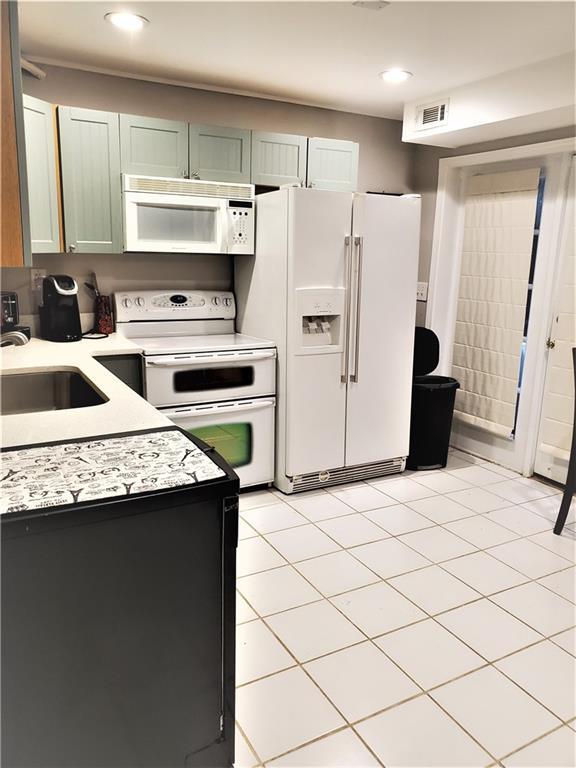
415 100 449 131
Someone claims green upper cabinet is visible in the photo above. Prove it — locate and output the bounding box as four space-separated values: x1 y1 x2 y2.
58 106 122 253
251 131 307 187
22 95 61 253
307 137 359 192
189 125 251 183
119 114 189 178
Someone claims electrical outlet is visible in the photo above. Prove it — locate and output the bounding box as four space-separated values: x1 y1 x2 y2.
416 281 428 302
30 268 45 294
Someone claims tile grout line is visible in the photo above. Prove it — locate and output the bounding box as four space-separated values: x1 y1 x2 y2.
235 458 574 764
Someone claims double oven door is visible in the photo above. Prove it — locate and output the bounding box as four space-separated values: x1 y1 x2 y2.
145 348 276 487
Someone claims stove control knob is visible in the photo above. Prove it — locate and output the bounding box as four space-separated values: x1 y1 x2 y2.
135 296 145 307
223 297 232 307
212 296 221 306
122 297 132 308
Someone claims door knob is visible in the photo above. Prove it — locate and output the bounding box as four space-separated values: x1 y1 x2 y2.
546 338 556 349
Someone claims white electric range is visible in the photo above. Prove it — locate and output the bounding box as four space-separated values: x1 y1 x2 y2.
115 290 276 488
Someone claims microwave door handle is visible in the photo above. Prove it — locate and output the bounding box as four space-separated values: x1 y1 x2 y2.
146 350 276 367
163 399 275 418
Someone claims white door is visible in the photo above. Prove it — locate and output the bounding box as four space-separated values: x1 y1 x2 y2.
534 158 576 482
345 194 420 466
285 188 353 476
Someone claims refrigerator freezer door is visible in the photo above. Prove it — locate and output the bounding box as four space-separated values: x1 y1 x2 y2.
345 194 420 466
285 188 353 476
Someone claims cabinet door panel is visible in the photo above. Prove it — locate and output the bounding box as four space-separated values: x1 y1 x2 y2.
251 131 307 187
59 106 122 253
307 137 359 192
120 114 188 178
189 125 251 183
23 95 61 253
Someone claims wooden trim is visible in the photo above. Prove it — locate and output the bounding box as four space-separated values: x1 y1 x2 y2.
1 1 24 266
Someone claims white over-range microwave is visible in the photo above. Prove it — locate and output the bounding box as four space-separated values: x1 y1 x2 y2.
123 175 255 254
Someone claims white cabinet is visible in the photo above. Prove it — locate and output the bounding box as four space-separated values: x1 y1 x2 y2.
251 131 307 187
22 95 61 253
307 137 359 192
189 125 251 183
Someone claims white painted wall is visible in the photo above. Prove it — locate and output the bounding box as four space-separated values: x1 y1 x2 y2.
403 53 575 148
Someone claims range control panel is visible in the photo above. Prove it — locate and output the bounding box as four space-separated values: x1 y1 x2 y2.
114 290 236 323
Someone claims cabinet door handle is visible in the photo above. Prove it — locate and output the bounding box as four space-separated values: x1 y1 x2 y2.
68 244 76 252
546 338 556 349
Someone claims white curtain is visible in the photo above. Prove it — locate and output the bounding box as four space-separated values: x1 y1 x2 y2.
452 167 541 437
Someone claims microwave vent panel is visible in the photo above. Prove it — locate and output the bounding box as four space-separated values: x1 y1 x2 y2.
124 175 254 200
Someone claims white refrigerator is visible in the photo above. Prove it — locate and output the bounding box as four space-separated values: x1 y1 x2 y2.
235 187 420 493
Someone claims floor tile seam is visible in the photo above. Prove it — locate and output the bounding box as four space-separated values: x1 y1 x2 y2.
426 688 525 766
476 509 554 536
282 480 406 516
495 720 576 767
451 589 552 639
548 626 576 642
441 511 530 542
433 559 531 598
240 518 317 536
521 534 576 565
261 722 386 768
401 500 502 528
235 718 264 767
487 660 570 726
533 573 576 606
236 561 326 617
238 528 571 612
473 544 576 582
355 687 501 766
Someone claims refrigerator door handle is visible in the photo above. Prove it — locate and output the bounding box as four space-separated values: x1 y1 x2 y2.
350 235 363 383
341 235 353 383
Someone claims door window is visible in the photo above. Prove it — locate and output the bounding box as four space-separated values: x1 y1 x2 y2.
189 423 252 468
173 366 254 393
137 203 216 242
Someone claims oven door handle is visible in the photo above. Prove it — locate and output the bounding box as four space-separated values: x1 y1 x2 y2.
162 398 276 418
146 350 276 367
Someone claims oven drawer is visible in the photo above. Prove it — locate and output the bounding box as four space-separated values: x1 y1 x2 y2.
161 398 275 488
145 349 276 407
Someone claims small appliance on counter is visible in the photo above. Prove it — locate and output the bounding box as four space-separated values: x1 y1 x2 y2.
0 291 31 344
39 275 82 342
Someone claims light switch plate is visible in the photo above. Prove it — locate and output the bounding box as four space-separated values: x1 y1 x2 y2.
416 281 428 302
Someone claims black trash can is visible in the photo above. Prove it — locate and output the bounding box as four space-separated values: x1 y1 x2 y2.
407 327 460 470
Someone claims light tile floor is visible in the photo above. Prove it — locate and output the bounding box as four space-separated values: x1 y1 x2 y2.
234 449 576 767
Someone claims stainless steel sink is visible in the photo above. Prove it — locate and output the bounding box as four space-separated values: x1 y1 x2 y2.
0 369 108 414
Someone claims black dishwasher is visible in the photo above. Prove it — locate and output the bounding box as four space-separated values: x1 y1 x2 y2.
1 427 238 768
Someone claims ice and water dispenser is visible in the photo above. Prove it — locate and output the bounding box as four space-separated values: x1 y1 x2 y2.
295 288 345 353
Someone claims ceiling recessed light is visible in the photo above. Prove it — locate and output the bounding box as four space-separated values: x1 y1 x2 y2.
105 11 149 32
379 69 413 84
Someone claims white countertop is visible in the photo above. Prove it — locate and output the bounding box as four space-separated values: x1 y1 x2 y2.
1 334 170 448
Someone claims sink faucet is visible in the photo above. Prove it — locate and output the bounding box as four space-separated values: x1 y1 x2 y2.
1 330 30 347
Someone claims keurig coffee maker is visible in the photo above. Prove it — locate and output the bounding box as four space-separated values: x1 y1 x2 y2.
39 275 82 342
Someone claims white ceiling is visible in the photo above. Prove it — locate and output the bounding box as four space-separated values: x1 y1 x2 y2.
19 1 576 119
